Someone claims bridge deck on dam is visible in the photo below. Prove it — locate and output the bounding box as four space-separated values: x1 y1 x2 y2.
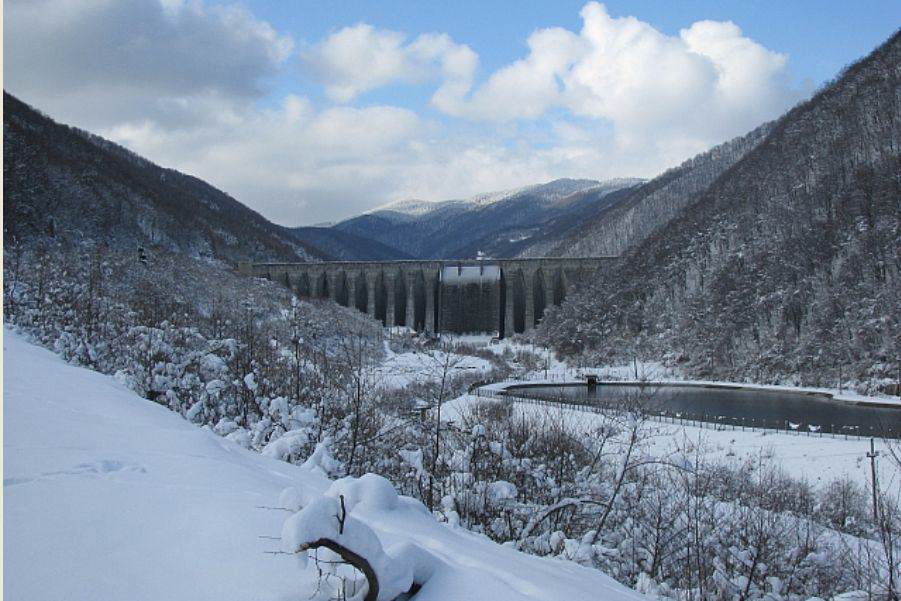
239 257 618 337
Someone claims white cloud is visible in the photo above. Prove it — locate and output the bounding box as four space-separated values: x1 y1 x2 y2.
435 27 583 120
5 0 805 225
439 2 800 157
5 0 294 129
105 95 610 225
301 24 477 103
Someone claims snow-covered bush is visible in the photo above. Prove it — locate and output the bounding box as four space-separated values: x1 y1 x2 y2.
280 476 429 601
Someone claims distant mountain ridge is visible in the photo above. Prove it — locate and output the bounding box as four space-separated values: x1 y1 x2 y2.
3 96 646 263
288 226 413 261
6 88 785 268
368 178 608 218
336 178 643 259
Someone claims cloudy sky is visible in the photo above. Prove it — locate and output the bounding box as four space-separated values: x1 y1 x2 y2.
5 1 900 225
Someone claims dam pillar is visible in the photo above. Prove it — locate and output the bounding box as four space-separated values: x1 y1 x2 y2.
326 271 339 303
405 270 417 329
365 271 378 318
542 268 556 321
385 271 397 327
523 268 536 334
424 271 437 335
561 268 572 295
297 271 312 297
346 272 358 310
287 272 302 297
309 268 323 298
503 269 516 337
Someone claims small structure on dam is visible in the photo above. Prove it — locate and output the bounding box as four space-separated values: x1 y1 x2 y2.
238 257 617 337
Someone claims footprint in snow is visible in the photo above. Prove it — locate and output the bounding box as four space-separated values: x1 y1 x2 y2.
5 460 147 487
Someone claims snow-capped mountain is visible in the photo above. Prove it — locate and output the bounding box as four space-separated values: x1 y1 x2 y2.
336 178 643 259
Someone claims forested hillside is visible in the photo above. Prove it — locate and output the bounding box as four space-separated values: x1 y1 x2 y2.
541 30 901 393
3 93 327 263
523 124 772 258
289 226 413 260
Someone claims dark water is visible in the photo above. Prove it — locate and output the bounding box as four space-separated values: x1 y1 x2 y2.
503 384 901 438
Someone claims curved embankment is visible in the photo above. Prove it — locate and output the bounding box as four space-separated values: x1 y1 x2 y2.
474 379 901 438
499 379 901 408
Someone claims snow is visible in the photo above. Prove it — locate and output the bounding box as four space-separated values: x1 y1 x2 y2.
487 480 518 502
398 448 424 475
327 474 401 512
374 343 494 389
300 438 340 477
3 326 647 601
281 478 417 600
261 426 315 461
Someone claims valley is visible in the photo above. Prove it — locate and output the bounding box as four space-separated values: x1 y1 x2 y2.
3 8 900 601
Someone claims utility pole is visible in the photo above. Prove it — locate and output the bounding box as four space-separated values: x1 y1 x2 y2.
544 344 549 380
866 437 879 523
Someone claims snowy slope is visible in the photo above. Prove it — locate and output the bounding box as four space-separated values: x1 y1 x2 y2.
3 327 647 601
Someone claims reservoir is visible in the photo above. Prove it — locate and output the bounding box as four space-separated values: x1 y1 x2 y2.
502 383 901 438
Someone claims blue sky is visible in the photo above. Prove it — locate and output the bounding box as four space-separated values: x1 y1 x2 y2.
250 0 901 107
258 0 899 81
6 0 899 225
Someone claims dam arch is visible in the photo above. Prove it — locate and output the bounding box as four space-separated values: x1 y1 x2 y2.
240 258 617 337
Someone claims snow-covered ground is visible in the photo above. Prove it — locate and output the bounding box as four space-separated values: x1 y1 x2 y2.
3 327 646 601
445 393 900 492
374 340 494 389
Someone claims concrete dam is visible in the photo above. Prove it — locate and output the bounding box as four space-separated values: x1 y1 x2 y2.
239 258 617 337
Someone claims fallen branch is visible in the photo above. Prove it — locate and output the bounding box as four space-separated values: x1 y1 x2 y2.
299 538 380 601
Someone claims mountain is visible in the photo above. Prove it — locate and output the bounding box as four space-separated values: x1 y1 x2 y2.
3 93 330 263
335 178 642 259
2 92 644 263
541 30 901 392
289 226 413 260
519 125 773 258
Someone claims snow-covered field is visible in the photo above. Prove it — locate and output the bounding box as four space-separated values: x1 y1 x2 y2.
3 327 645 601
374 340 494 389
445 393 900 492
